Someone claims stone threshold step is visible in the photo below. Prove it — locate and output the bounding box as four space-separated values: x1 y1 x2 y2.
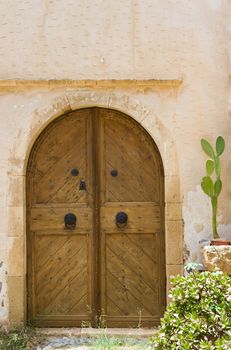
38 328 157 338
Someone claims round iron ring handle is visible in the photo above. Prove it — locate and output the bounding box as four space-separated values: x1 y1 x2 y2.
116 212 128 227
64 213 77 229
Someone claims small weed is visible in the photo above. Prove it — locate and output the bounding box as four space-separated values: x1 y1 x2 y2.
81 320 92 328
91 336 123 350
0 325 45 350
136 308 142 329
96 309 107 329
90 336 150 350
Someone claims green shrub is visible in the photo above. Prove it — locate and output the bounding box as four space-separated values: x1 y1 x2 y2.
151 271 231 350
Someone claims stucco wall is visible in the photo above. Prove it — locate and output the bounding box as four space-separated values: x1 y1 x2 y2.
0 0 230 325
0 0 229 81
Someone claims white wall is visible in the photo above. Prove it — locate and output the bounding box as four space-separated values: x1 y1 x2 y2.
0 0 230 324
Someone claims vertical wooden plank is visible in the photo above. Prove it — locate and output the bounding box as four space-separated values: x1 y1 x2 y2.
98 111 106 325
91 108 100 326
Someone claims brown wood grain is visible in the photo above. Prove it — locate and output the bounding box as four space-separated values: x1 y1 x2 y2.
99 109 165 327
27 108 165 328
27 109 94 327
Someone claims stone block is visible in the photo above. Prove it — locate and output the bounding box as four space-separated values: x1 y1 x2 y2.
166 264 183 303
8 237 24 276
67 90 110 111
109 91 149 123
35 95 71 122
0 206 8 235
7 206 24 237
202 246 231 274
7 157 25 176
166 203 182 221
165 175 182 203
0 160 8 201
7 176 25 207
8 276 25 325
166 220 183 265
0 236 7 261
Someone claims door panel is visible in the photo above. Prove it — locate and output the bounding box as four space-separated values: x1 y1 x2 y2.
27 109 94 326
30 207 92 232
27 107 165 328
35 234 88 316
106 233 158 315
31 110 90 205
101 205 161 233
99 109 165 327
103 110 160 203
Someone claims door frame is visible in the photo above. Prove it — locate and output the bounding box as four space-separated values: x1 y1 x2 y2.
26 107 165 327
7 90 183 326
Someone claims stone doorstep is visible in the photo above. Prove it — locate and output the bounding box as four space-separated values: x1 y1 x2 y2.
38 327 157 338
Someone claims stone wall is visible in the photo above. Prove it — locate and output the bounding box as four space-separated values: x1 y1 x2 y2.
0 0 230 325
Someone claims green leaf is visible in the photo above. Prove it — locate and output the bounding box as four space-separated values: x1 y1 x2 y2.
201 139 215 158
206 160 214 176
216 136 225 156
214 156 220 177
214 179 222 197
201 176 214 197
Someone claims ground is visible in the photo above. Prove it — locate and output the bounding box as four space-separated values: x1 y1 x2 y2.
36 329 153 350
37 337 150 350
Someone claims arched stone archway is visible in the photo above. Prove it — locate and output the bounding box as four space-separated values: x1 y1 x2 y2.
7 90 183 325
27 107 166 327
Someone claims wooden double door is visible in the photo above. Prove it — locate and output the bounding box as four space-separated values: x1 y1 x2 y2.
27 108 165 327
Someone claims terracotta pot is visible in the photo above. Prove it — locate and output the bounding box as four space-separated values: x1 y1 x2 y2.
210 239 230 246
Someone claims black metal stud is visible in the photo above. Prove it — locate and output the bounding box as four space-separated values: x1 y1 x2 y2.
71 168 79 176
111 170 118 177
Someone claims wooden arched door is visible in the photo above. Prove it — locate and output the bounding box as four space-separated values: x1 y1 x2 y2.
27 108 165 327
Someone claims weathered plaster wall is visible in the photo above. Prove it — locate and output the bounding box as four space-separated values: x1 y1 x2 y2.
0 0 230 325
0 0 229 81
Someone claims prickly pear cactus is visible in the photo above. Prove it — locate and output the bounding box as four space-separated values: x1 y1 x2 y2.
201 136 225 238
